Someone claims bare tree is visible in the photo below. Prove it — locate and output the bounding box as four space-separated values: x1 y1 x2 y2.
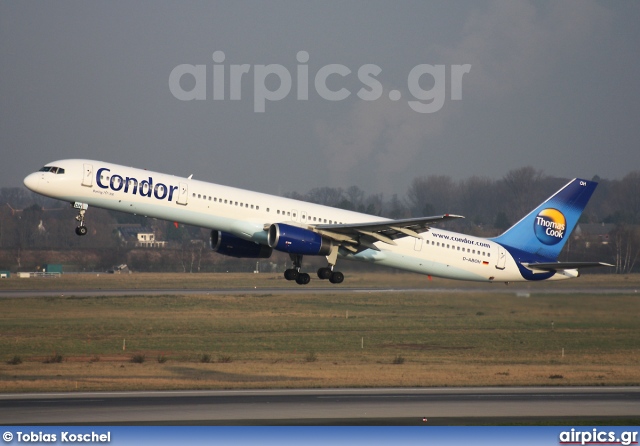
305 187 345 207
406 175 456 217
611 225 640 274
501 167 546 219
611 172 640 224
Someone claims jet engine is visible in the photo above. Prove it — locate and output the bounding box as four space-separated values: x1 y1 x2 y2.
210 230 272 258
267 223 332 256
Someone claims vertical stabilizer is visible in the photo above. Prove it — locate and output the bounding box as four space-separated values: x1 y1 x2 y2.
491 178 597 260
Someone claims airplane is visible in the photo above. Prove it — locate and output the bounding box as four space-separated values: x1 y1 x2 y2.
23 159 611 284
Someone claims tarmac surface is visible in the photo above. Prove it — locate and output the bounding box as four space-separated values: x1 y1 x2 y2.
1 387 639 425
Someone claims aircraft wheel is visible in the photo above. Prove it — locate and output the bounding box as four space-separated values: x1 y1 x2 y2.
329 271 344 284
317 267 332 280
296 272 311 285
284 269 299 281
75 226 88 236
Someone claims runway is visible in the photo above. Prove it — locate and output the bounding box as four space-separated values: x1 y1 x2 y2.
0 286 637 298
1 387 639 425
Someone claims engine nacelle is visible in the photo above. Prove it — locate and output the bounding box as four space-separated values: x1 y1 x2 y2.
267 223 332 256
210 230 272 258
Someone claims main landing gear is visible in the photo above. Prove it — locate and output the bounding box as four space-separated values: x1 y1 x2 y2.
284 254 311 285
73 202 88 236
283 253 345 285
317 266 344 284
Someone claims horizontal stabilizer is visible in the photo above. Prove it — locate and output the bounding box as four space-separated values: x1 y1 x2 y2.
522 261 614 271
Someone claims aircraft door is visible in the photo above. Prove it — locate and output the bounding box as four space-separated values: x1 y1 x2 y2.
177 182 189 205
496 245 506 270
82 163 93 187
414 238 423 251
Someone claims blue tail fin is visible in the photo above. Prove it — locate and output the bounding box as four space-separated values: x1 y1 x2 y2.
491 178 597 260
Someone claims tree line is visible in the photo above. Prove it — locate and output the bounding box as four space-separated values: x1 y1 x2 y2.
1 167 638 273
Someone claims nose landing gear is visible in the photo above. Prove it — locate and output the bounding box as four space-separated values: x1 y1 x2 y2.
72 202 89 236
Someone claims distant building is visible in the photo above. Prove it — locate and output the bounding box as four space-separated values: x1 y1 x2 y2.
574 223 615 247
117 226 167 248
108 264 130 274
43 264 63 274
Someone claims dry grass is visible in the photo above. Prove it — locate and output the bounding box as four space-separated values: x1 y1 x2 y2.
1 360 638 393
1 273 639 392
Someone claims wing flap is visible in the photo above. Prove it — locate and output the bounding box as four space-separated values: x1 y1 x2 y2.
315 214 464 244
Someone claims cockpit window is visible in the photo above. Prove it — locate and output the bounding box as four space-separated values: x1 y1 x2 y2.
38 166 65 174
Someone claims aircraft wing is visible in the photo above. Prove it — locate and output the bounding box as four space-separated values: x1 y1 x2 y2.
522 261 614 271
314 214 464 248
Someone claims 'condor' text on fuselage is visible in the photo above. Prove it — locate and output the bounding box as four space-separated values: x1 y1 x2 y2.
96 167 178 202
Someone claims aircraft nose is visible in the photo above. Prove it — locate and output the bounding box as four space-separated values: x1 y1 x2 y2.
23 172 40 192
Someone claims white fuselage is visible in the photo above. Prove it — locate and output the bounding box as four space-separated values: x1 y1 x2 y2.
23 159 574 282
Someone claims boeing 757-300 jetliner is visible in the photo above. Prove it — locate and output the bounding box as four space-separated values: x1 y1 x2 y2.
24 160 611 284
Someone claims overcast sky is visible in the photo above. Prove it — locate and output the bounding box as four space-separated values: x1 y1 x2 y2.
1 1 639 196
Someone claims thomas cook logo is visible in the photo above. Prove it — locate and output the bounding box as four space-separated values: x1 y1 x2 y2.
534 208 566 245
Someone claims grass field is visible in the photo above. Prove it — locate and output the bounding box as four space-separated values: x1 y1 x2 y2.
0 273 639 392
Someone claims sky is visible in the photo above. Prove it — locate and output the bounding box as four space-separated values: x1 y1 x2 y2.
1 1 639 196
